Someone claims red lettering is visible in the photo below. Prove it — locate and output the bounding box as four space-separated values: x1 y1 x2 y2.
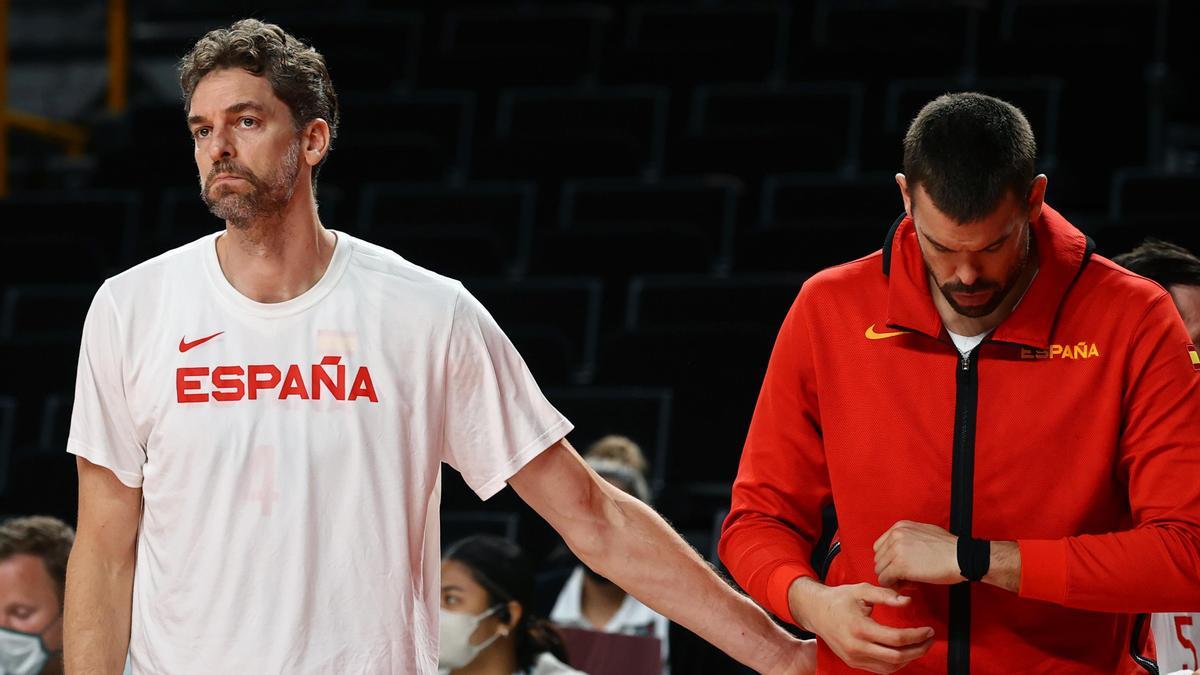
279 364 310 399
177 358 377 404
212 365 246 401
247 364 281 400
348 367 378 402
312 356 345 400
176 367 209 403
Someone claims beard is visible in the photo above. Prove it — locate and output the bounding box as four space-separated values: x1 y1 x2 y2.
936 226 1033 318
200 139 301 228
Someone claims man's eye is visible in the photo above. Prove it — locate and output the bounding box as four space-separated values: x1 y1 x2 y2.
240 118 256 128
194 128 209 139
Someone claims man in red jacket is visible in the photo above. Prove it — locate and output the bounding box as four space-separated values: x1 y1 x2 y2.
720 92 1200 674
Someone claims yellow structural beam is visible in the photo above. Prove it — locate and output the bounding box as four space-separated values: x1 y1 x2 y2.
107 0 127 113
2 110 89 156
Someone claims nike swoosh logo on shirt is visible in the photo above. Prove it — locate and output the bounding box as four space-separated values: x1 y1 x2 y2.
179 331 224 353
865 324 908 340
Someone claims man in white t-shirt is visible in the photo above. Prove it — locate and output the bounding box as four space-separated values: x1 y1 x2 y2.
1112 239 1200 675
60 19 814 675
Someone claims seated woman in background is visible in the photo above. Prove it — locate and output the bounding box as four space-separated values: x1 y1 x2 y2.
440 535 584 675
546 436 670 671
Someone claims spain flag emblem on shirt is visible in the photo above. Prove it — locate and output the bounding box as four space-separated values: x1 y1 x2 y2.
1189 344 1200 371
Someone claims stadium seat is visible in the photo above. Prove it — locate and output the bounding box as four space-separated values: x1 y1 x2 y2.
0 191 140 284
0 284 98 339
39 393 73 452
482 85 668 179
598 326 775 485
133 12 422 93
328 90 476 185
464 278 603 384
735 173 899 273
624 275 806 333
358 181 536 277
543 386 672 496
441 511 520 546
559 176 743 272
0 340 80 452
604 3 788 85
0 397 14 495
791 0 980 81
427 5 612 88
673 82 864 178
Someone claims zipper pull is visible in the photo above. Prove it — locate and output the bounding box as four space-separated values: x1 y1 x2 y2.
961 352 970 371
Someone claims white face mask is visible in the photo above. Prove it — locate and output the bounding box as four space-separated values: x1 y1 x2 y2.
0 615 60 675
438 605 502 671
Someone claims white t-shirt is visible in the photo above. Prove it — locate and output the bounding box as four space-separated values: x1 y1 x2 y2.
67 231 573 674
1153 612 1200 674
947 329 988 356
549 566 669 672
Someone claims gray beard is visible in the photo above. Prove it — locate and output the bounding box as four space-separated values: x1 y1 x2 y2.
201 140 302 229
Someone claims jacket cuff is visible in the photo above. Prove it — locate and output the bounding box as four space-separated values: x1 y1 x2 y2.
765 563 813 625
1017 538 1068 605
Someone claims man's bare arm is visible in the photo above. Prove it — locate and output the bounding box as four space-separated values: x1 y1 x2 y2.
509 439 814 675
65 457 142 675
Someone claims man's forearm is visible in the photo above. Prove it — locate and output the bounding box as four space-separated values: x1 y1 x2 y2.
982 541 1020 593
64 541 136 674
572 490 800 673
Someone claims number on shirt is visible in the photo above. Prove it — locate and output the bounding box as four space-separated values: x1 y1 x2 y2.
1176 615 1198 672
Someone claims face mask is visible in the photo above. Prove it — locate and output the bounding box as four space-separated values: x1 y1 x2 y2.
0 614 60 675
438 605 503 671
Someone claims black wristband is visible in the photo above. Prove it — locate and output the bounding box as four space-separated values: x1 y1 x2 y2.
957 537 991 582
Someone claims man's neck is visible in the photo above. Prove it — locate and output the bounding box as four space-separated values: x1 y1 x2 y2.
934 238 1040 337
214 189 336 304
580 573 627 630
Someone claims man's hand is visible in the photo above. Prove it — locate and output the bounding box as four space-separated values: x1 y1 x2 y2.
873 521 963 587
788 577 934 674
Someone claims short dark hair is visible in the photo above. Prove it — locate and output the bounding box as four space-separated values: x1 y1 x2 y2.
179 19 339 171
0 516 75 603
1112 238 1200 288
903 92 1037 223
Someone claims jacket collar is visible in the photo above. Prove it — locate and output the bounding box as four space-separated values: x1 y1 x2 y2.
881 204 1095 350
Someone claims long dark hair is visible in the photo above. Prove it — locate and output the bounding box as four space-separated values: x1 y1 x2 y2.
444 535 569 671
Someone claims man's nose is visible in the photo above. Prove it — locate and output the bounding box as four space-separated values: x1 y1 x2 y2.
207 126 235 163
955 260 982 287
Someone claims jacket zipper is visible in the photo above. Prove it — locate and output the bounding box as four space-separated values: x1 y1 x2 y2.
949 347 979 675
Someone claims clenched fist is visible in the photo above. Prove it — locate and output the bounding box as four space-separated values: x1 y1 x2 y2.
873 520 964 587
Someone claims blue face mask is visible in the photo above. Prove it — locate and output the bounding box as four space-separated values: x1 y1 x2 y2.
0 614 61 675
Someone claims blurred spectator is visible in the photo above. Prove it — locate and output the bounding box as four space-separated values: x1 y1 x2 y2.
546 436 669 672
1112 238 1200 343
441 535 583 675
1114 239 1200 675
0 516 73 675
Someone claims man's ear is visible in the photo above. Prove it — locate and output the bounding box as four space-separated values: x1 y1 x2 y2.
302 118 331 168
896 173 912 218
1026 174 1048 223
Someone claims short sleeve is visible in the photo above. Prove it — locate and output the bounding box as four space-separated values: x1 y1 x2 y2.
441 285 573 500
66 283 146 488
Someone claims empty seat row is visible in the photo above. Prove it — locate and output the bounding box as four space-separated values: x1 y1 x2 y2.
127 1 1195 95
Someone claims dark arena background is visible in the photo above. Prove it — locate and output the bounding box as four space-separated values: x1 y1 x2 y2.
1 1 1197 673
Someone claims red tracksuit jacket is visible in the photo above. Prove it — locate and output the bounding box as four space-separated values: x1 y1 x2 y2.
720 206 1200 673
